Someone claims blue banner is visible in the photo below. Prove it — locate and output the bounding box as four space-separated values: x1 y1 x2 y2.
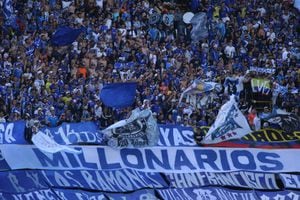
0 122 199 146
51 26 85 46
0 169 167 193
0 170 48 193
100 82 137 109
165 171 278 189
0 149 11 171
105 189 156 200
0 189 59 200
54 188 106 200
39 122 104 145
2 145 300 173
158 124 196 146
279 174 300 189
255 190 300 200
0 121 26 144
43 169 167 192
157 187 257 200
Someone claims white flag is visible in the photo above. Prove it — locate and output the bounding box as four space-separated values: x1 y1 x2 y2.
32 131 81 154
103 108 159 148
202 95 251 144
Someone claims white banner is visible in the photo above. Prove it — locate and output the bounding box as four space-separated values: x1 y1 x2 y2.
32 131 81 154
202 96 251 144
1 145 300 173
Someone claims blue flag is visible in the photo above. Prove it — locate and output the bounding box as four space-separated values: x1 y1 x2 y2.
51 26 85 46
100 82 137 108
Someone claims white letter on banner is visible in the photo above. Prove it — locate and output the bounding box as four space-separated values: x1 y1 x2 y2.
173 129 189 146
184 173 201 187
115 170 133 190
81 171 99 190
95 172 113 191
34 190 48 200
193 189 217 200
280 174 300 189
64 171 84 187
7 173 25 193
5 123 15 143
55 126 71 144
264 173 278 189
182 130 195 145
173 173 188 187
0 124 4 143
195 172 208 186
158 128 171 146
123 169 148 188
26 171 46 188
54 172 71 187
288 192 300 200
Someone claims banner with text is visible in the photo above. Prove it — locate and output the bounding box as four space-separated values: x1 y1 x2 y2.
1 145 300 173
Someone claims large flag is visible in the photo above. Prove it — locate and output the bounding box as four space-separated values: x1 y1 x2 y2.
202 95 251 144
179 79 222 103
51 26 85 46
32 131 81 154
103 108 159 148
100 82 137 109
190 12 208 42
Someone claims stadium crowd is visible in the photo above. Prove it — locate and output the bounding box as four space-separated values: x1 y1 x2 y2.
0 0 299 131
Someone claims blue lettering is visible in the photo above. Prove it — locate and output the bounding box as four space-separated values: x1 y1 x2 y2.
145 149 171 170
194 150 220 170
175 150 196 170
257 152 283 171
121 149 145 169
97 148 121 169
33 149 68 167
219 150 230 170
231 150 256 170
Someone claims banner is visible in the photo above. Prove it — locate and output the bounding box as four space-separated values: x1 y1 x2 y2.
100 82 137 109
157 187 257 200
51 26 85 46
105 189 156 200
0 189 59 200
279 174 300 189
54 188 106 200
104 108 159 148
1 145 300 173
0 149 10 171
158 124 196 146
197 126 300 148
165 171 278 190
202 95 252 144
0 170 48 193
251 78 271 95
32 131 81 154
255 190 300 200
249 67 276 74
242 129 300 143
0 121 104 145
0 121 26 144
44 169 167 192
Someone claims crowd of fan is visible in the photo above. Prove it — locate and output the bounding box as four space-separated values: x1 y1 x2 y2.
0 0 299 131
